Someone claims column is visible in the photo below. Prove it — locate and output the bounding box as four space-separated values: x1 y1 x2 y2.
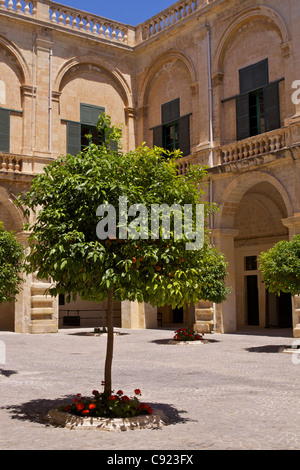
121 300 157 329
212 228 239 333
34 34 53 156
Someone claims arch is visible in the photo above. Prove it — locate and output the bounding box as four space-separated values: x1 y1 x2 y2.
54 56 133 108
139 50 197 107
214 171 293 230
0 186 24 232
214 5 290 73
0 34 30 85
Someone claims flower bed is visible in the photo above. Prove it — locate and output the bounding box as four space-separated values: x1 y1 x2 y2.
45 387 165 431
173 327 204 342
58 388 153 419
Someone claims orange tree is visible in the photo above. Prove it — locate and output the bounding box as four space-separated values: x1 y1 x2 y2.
17 114 228 396
259 235 300 296
0 222 24 304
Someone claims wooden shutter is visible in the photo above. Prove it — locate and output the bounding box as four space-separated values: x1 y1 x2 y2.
161 98 180 124
66 121 81 155
264 81 280 132
236 94 250 141
80 104 105 126
239 59 269 93
178 115 190 157
0 108 10 153
152 125 163 148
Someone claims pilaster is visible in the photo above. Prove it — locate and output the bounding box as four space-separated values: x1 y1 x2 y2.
212 228 239 333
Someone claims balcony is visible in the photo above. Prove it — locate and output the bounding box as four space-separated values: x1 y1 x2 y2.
219 128 287 166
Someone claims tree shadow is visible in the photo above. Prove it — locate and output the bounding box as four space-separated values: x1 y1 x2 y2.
1 395 74 425
245 345 289 353
1 397 194 428
149 338 220 345
0 369 18 377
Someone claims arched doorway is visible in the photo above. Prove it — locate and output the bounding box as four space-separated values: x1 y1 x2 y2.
233 181 292 329
213 171 294 333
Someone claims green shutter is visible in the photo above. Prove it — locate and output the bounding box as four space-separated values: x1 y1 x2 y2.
153 125 163 148
178 115 190 157
239 59 269 94
264 81 280 132
236 94 250 141
161 98 180 124
80 103 105 126
66 121 81 155
0 108 10 153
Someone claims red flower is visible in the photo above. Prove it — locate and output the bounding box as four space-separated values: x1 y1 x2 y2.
92 390 99 396
121 395 130 402
108 395 117 401
134 389 141 395
89 403 96 410
76 402 85 411
116 390 123 396
82 409 89 415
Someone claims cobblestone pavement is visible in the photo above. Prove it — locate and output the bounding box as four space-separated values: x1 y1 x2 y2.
0 326 299 450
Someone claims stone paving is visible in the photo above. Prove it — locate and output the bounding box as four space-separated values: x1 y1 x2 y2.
0 326 299 450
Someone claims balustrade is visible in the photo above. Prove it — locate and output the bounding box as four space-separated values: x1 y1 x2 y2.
140 0 200 41
0 0 36 15
0 154 23 173
49 2 130 44
220 129 286 165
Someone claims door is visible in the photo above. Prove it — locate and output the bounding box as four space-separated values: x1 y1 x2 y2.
266 291 292 328
246 275 259 325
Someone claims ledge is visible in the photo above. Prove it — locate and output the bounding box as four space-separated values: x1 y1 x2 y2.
44 408 166 431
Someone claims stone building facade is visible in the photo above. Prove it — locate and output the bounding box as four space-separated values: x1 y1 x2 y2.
0 0 300 337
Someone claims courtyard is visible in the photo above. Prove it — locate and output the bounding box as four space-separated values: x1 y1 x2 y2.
0 326 299 451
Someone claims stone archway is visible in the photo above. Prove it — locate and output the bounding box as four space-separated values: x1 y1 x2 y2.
212 172 293 333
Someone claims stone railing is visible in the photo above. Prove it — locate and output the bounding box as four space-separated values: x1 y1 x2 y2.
0 0 36 15
48 1 133 45
0 0 217 46
136 0 202 42
177 159 191 175
0 153 33 174
220 128 287 165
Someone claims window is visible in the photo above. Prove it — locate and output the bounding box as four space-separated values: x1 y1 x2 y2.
236 59 281 141
66 103 105 155
245 256 257 271
152 98 191 157
0 108 10 153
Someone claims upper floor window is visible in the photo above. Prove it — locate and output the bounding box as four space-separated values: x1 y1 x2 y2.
0 108 10 153
66 103 105 155
152 98 191 157
236 59 280 141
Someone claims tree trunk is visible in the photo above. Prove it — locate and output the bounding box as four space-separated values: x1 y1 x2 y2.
104 288 114 396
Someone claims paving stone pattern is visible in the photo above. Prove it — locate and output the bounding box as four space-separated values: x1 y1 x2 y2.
0 327 299 450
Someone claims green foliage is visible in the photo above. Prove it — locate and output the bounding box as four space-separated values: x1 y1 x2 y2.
17 114 229 307
259 235 300 296
0 222 25 303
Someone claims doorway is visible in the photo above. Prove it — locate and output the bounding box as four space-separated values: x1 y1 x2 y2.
266 291 292 328
172 306 184 323
246 275 259 325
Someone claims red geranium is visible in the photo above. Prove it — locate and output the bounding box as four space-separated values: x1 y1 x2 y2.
134 389 141 395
